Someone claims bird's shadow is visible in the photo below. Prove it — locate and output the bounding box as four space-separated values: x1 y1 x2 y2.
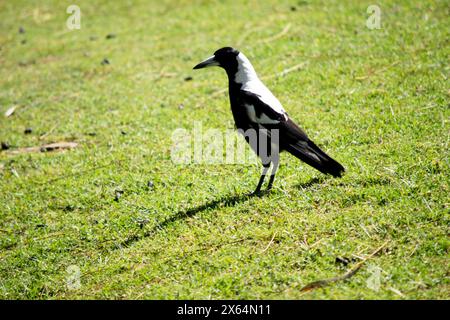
117 192 258 249
293 176 326 189
162 192 254 225
116 177 325 249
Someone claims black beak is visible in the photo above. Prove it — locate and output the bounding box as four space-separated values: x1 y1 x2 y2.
193 55 219 69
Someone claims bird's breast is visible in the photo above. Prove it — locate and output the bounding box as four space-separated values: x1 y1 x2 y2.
230 102 252 130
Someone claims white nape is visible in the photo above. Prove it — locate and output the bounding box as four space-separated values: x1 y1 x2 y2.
235 53 287 119
234 53 259 84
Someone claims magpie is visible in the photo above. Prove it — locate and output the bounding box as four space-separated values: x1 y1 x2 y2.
193 47 345 194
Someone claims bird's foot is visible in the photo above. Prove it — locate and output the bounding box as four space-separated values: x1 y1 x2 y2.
249 189 270 197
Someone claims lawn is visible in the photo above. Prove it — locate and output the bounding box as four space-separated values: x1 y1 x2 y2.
0 0 448 299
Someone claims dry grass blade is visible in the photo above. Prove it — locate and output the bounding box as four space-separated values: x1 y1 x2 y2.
210 87 228 97
300 241 389 292
264 62 307 80
39 124 58 140
237 24 267 46
4 106 16 117
4 142 78 155
259 23 291 44
260 232 277 253
355 61 400 80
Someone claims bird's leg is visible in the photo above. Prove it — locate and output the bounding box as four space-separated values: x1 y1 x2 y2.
252 163 271 195
266 159 279 191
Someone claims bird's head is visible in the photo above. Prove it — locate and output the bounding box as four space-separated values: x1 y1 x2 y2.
193 47 240 71
194 47 258 84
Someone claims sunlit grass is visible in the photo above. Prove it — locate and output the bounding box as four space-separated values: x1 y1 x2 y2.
0 0 448 299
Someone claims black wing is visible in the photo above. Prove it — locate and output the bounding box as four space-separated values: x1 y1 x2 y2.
240 90 287 122
280 118 345 177
240 90 344 177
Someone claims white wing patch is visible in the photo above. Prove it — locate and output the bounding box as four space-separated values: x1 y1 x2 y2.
234 52 288 123
242 80 286 115
234 53 259 84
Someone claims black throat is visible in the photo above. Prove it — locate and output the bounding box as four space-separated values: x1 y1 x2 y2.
223 59 247 130
223 57 241 94
224 63 238 85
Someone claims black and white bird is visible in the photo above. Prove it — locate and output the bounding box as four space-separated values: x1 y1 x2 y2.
193 47 344 194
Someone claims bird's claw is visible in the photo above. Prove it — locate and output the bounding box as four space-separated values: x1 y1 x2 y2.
249 189 271 197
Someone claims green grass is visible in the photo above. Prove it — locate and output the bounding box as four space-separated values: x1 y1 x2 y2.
0 0 449 299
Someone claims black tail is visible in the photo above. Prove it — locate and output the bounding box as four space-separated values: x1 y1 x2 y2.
285 140 345 177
